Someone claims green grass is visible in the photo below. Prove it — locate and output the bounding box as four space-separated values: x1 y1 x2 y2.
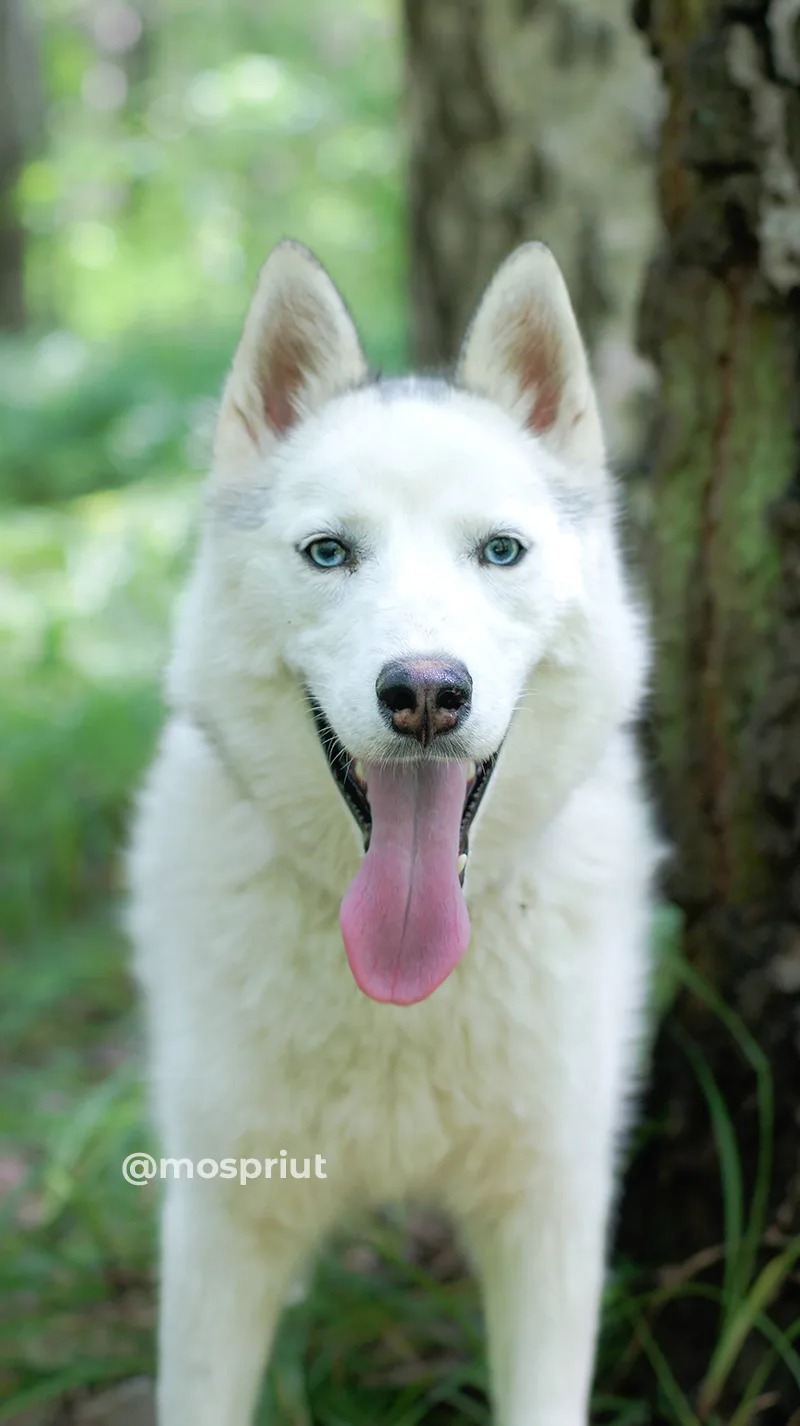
0 476 180 1418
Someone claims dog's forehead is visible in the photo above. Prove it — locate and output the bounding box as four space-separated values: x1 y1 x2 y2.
288 386 554 517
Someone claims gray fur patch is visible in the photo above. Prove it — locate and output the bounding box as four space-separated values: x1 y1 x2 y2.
554 488 602 524
210 485 272 529
371 374 454 404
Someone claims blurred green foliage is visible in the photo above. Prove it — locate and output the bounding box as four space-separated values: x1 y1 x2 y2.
27 0 403 345
2 0 404 507
0 332 225 502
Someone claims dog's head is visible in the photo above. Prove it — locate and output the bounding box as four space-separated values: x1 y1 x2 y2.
188 242 645 1005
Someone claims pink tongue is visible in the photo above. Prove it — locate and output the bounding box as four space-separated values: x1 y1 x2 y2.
339 761 470 1005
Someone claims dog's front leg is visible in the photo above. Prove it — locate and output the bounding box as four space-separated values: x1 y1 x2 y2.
464 1157 613 1426
157 1180 303 1426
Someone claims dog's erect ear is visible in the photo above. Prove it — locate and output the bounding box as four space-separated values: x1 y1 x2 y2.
214 242 368 474
456 243 604 467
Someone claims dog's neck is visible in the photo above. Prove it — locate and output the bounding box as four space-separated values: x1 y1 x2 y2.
186 705 255 806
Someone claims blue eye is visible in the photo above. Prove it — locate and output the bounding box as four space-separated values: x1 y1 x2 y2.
481 535 525 567
304 538 350 569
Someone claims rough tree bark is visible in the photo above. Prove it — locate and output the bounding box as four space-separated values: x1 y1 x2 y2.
402 0 655 390
619 0 800 1416
0 0 40 329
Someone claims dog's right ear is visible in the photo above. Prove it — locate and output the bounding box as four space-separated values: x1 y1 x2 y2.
213 242 368 476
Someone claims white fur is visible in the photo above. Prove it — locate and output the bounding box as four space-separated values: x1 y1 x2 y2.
128 242 659 1426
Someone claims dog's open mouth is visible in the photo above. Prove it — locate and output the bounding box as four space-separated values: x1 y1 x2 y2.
308 698 499 1007
308 699 499 875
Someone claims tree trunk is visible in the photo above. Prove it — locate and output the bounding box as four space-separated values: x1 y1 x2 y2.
402 0 656 448
0 0 40 330
620 1 800 1416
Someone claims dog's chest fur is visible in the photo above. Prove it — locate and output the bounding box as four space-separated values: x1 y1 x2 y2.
130 714 651 1230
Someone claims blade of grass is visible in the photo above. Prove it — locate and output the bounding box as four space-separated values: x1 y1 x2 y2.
632 1313 699 1426
729 1315 800 1426
698 1236 800 1415
670 1019 743 1326
592 1393 650 1424
671 958 774 1312
0 1358 137 1421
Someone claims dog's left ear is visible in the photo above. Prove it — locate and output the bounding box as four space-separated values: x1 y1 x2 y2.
214 241 368 475
457 243 604 467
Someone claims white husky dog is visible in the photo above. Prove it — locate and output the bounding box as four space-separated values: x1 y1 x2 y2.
128 240 658 1426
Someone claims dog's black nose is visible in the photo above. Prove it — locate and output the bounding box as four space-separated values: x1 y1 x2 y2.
376 657 472 746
